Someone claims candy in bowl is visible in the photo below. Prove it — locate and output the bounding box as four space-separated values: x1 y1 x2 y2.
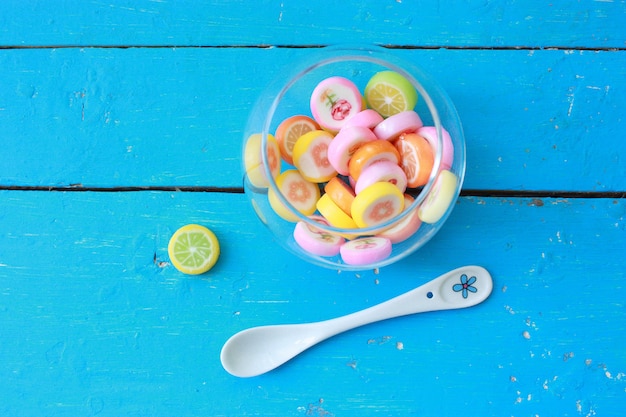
242 45 466 271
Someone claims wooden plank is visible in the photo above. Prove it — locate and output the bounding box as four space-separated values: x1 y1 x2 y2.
0 190 624 415
2 47 625 192
0 0 624 48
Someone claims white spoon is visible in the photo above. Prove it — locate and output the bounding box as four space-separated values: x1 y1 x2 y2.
220 265 492 377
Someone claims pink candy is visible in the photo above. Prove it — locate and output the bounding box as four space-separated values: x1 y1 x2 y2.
310 76 363 132
327 126 377 176
343 109 384 129
415 126 454 171
354 160 407 195
373 111 423 141
293 216 345 256
340 236 393 266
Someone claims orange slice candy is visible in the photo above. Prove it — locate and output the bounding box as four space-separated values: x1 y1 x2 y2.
275 115 320 165
324 177 355 216
395 133 434 188
348 140 401 181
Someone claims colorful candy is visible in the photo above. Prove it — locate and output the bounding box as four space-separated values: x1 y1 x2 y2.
373 110 423 142
415 126 454 171
310 76 363 132
395 132 435 188
340 236 393 266
275 115 320 166
246 70 458 265
244 133 281 189
348 139 401 181
418 170 458 224
268 169 320 222
354 160 408 195
292 130 337 183
324 177 355 216
364 71 418 117
316 193 358 230
343 109 384 129
377 194 422 243
351 181 405 228
293 215 345 257
327 126 377 176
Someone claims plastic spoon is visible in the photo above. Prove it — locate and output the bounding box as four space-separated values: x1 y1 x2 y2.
220 265 492 377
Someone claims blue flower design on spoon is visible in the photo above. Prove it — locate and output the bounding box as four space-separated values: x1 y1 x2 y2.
453 274 477 298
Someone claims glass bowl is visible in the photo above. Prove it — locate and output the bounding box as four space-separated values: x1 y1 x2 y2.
242 44 466 271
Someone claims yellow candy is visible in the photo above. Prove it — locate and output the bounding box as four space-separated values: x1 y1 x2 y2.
316 193 358 230
268 170 320 222
351 182 405 228
418 170 458 224
244 133 281 188
292 130 337 183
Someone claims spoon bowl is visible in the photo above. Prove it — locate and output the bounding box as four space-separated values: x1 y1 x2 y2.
221 265 492 377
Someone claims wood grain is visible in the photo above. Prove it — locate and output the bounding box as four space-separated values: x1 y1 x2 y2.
1 1 625 415
1 0 624 48
1 47 624 192
0 191 624 415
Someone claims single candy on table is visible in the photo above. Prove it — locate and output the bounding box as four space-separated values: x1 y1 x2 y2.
168 224 220 275
292 130 337 183
310 76 363 132
268 169 320 222
327 125 377 175
340 236 393 265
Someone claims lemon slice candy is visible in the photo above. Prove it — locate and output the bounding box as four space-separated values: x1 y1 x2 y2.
168 224 220 275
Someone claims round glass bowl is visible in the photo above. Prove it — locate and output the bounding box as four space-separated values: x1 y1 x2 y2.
242 45 466 271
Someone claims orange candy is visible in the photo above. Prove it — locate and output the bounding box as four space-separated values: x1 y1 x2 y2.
394 133 434 188
275 115 320 166
324 177 356 216
348 140 401 181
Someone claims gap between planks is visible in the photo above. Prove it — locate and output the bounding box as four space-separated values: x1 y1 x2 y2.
0 185 624 199
0 44 624 52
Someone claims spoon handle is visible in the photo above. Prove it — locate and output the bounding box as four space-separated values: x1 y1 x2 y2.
316 265 492 338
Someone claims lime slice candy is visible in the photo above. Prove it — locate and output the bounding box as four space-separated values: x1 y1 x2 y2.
168 224 220 275
364 71 418 117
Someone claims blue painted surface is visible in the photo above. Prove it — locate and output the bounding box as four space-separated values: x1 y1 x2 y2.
1 2 625 416
1 48 624 191
1 0 625 48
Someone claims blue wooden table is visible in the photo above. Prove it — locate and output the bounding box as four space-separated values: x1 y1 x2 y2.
1 1 625 416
